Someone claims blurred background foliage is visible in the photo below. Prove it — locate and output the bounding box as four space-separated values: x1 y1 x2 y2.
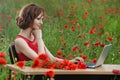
0 0 120 79
0 0 120 64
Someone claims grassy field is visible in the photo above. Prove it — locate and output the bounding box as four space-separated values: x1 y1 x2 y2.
0 0 120 79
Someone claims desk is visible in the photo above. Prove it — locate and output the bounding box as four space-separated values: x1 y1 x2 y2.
6 64 120 80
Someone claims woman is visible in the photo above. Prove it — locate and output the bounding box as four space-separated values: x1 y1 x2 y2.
15 3 83 63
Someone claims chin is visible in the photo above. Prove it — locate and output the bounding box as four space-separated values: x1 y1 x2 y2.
39 25 42 27
37 24 40 26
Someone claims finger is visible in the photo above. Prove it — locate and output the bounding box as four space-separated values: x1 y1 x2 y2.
75 58 84 62
75 58 80 61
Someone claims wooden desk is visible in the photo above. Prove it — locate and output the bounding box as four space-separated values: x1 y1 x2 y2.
6 64 120 80
6 64 120 75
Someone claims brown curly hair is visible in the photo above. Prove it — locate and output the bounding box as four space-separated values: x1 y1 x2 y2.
16 3 44 29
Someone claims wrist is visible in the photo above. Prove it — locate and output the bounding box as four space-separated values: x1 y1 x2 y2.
32 29 42 38
69 59 74 63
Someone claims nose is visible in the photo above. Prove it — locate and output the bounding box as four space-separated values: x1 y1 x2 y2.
40 20 43 24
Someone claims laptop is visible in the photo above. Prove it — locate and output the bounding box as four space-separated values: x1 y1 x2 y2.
85 44 112 68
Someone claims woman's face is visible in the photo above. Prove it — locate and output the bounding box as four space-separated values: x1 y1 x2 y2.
33 13 44 27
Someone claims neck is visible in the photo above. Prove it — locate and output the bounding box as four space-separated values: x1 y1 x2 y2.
20 28 32 38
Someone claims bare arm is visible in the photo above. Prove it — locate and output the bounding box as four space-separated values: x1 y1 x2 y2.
44 43 63 62
44 45 84 62
32 29 46 54
15 38 38 60
32 29 63 62
33 29 84 63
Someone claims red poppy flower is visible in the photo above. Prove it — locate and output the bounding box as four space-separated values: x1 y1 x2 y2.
97 32 102 37
81 63 86 69
6 76 11 80
118 40 120 44
84 41 89 46
98 24 103 29
12 71 17 75
70 5 75 9
63 43 67 47
42 58 51 67
64 25 68 29
105 11 109 15
69 18 77 24
38 53 48 60
80 54 83 57
71 45 79 52
86 0 91 3
45 70 55 78
70 64 77 70
118 8 120 13
77 61 86 69
84 11 89 15
94 40 101 46
102 0 106 3
56 50 62 55
83 26 86 29
100 44 105 47
0 14 4 17
57 10 64 17
99 16 103 20
63 59 70 66
68 62 77 70
108 8 113 13
16 61 25 69
7 15 12 21
32 58 42 68
67 54 74 59
0 52 6 57
89 29 96 34
71 26 75 31
91 59 96 63
83 15 87 20
104 32 109 36
0 26 2 32
82 55 87 61
65 66 70 70
78 34 83 39
117 49 120 53
0 57 7 65
58 61 65 69
69 12 75 17
107 37 113 41
61 35 64 41
112 69 120 74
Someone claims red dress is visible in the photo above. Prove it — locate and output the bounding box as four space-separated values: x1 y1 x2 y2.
15 35 38 61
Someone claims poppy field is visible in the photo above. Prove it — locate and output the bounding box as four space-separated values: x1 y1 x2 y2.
0 0 120 80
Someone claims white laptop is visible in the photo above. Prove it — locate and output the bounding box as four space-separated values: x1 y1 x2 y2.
85 44 112 68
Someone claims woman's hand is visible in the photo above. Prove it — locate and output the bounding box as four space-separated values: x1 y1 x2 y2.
32 22 41 30
32 29 42 39
70 57 84 63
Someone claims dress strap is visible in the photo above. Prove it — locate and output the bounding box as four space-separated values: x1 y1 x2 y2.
16 35 36 43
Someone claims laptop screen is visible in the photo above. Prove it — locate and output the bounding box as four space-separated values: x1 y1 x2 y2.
95 44 112 66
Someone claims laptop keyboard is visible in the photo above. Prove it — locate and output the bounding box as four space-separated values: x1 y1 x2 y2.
85 62 96 67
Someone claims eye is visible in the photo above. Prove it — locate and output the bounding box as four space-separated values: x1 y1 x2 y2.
37 18 41 20
36 16 44 20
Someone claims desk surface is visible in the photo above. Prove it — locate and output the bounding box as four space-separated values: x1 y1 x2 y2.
6 64 120 75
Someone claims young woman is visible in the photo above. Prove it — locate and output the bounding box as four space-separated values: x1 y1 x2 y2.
15 3 83 63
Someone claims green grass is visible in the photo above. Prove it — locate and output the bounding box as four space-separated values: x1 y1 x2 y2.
0 0 120 79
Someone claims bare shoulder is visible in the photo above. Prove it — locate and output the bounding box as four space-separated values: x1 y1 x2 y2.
15 38 25 44
14 38 27 48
